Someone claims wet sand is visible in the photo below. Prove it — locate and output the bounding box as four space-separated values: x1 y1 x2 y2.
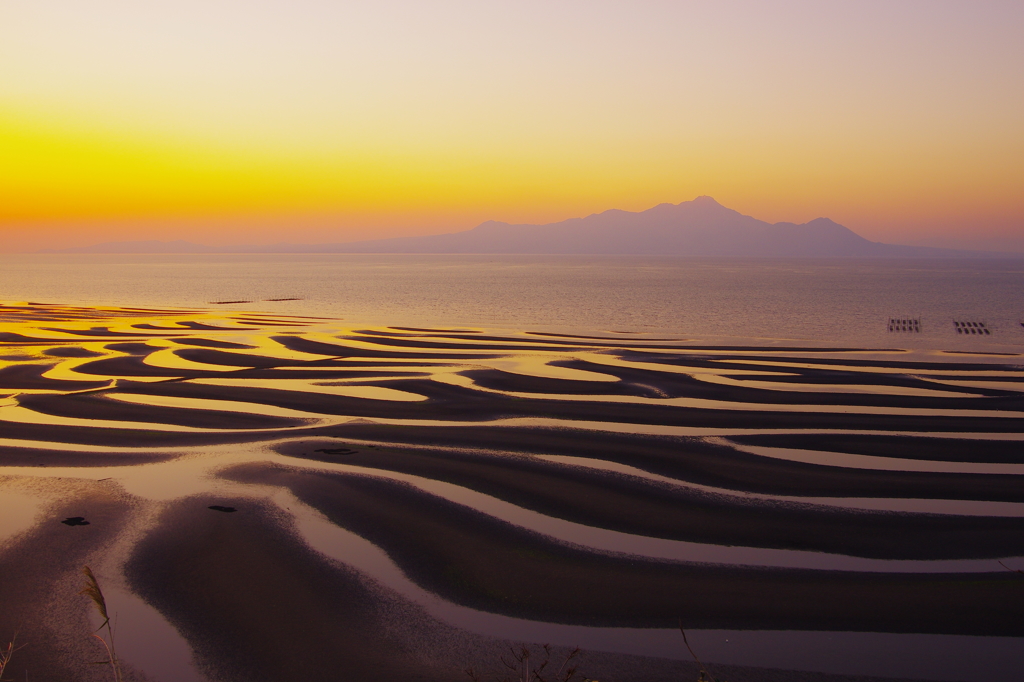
0 478 136 682
220 461 1024 633
2 302 1023 681
126 495 452 682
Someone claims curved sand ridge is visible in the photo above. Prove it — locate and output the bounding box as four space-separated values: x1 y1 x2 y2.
2 301 1024 682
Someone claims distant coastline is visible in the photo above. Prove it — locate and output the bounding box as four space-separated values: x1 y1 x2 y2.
41 197 1017 258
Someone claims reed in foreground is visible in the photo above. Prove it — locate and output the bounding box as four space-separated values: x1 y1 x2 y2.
466 644 594 682
680 621 727 682
0 632 26 682
80 566 123 682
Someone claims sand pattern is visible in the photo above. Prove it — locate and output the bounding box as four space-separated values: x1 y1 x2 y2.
2 302 1024 682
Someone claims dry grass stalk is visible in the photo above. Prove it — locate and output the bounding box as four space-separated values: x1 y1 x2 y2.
0 632 26 682
482 644 590 682
80 566 123 682
998 560 1023 575
679 620 726 682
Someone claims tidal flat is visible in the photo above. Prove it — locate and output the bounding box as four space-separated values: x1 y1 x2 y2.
1 301 1023 682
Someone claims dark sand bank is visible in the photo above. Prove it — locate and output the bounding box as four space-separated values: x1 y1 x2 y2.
273 333 510 360
126 495 451 682
43 346 107 358
3 303 1024 681
615 348 1024 372
169 337 257 349
0 362 111 391
0 444 178 467
277 425 1024 503
19 393 310 430
222 462 1024 635
0 419 286 448
270 437 1024 560
729 433 1024 463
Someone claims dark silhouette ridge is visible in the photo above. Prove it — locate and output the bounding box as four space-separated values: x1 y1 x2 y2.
43 197 1016 257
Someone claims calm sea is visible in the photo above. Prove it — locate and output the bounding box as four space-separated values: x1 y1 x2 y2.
2 254 1023 349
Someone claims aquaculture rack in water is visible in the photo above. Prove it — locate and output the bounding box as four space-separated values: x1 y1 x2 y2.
953 320 990 335
887 317 920 333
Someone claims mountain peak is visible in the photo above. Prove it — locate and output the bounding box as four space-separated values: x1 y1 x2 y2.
803 217 846 230
690 195 721 206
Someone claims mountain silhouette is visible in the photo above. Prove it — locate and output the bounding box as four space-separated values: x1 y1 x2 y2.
46 197 1000 257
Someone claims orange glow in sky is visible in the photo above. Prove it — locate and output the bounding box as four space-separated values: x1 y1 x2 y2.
2 1 1022 252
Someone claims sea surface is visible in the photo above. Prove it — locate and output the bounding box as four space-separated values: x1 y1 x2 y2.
2 254 1024 349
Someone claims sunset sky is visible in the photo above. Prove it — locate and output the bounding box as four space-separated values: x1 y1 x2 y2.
2 1 1022 252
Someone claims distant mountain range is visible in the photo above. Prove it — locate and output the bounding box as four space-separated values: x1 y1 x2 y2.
45 197 1006 257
